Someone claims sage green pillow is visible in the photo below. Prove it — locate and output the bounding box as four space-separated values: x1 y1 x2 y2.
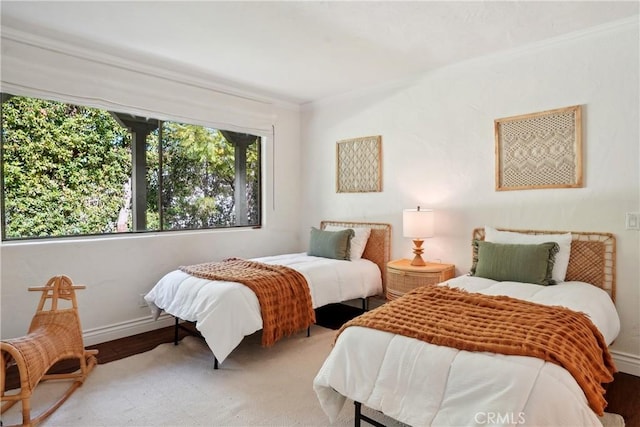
308 227 354 260
470 240 559 285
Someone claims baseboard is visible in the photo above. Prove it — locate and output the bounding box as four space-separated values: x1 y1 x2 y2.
81 315 640 378
611 350 640 376
82 314 176 346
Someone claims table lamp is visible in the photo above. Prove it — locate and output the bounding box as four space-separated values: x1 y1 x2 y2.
403 207 434 266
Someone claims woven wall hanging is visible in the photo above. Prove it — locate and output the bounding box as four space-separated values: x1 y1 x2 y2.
336 135 382 193
494 105 583 191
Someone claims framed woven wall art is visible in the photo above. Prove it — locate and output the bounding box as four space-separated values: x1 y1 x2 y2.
336 135 382 193
495 105 583 191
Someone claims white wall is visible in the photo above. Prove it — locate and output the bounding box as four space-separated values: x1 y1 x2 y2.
0 30 304 345
301 19 640 374
1 16 638 375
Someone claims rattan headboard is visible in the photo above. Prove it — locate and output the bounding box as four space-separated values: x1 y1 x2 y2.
321 221 391 296
472 228 616 300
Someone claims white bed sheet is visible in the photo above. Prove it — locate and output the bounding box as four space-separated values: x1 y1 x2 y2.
313 276 620 427
144 253 382 363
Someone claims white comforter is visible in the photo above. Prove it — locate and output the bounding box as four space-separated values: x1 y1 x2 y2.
313 276 620 427
145 253 382 363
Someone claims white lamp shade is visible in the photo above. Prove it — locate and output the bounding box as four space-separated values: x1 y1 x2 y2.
403 208 434 238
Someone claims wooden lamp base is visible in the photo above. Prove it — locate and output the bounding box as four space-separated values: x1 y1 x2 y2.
410 239 426 266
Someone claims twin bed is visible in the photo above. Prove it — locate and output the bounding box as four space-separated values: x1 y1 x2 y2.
314 227 620 426
144 221 391 367
145 222 620 426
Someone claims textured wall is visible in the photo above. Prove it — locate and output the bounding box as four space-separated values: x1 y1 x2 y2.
301 20 640 373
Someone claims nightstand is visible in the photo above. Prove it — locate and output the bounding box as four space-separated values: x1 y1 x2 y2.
386 259 455 301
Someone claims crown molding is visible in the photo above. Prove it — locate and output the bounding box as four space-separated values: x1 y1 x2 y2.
303 15 639 110
473 15 639 66
1 24 301 112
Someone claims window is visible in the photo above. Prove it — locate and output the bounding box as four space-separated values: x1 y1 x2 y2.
1 94 261 240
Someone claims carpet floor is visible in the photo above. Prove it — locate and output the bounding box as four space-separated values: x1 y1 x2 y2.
1 326 403 427
1 315 627 427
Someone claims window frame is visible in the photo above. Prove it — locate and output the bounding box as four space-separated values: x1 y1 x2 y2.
0 93 263 241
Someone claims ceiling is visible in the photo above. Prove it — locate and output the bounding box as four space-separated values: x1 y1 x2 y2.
2 1 638 105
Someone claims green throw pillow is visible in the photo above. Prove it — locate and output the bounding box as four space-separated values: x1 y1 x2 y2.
308 227 354 260
470 240 559 286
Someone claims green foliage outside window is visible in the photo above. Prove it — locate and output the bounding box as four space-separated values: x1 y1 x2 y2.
1 94 261 240
155 123 259 229
1 96 131 238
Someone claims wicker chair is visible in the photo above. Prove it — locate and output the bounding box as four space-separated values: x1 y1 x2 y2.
1 276 98 427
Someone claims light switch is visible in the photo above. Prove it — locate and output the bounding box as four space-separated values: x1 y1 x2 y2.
626 212 640 230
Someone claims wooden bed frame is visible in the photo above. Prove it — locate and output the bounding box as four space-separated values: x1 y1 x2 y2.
353 227 616 427
173 220 392 369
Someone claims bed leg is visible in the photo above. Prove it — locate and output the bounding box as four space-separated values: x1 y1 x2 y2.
307 326 311 337
354 401 387 427
362 297 368 311
214 356 218 370
174 317 179 345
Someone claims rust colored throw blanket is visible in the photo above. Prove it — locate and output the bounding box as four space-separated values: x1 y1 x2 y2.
180 258 315 347
337 285 616 415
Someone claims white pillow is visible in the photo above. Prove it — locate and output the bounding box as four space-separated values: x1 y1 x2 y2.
484 226 572 282
324 225 371 260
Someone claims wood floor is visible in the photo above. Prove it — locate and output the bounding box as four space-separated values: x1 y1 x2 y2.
603 369 640 427
4 322 640 426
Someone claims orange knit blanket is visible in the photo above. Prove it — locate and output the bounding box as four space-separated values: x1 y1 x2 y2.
337 285 616 415
180 258 315 347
